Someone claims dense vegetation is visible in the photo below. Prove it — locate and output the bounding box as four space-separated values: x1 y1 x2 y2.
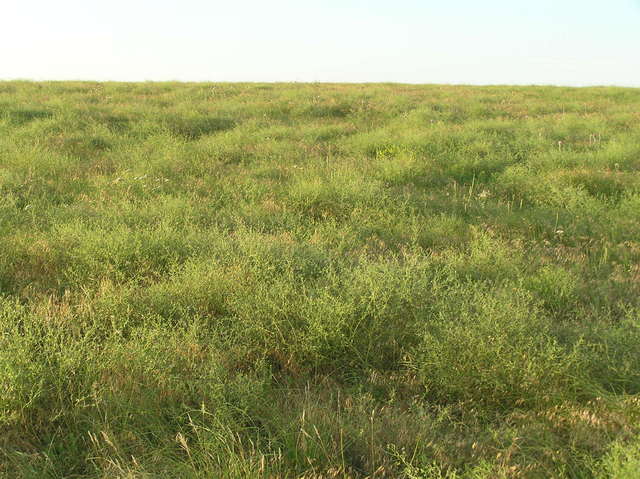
1 81 639 478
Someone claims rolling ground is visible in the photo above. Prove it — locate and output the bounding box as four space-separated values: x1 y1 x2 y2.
1 82 640 478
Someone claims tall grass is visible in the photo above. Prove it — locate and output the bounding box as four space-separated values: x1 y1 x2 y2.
1 82 639 478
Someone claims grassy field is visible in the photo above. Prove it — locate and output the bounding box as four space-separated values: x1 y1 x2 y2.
0 81 639 478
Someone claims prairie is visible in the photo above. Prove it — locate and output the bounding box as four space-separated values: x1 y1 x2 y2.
0 81 639 478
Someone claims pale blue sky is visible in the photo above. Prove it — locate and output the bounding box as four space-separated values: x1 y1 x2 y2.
1 0 639 85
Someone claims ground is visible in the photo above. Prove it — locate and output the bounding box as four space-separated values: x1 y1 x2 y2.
0 82 639 478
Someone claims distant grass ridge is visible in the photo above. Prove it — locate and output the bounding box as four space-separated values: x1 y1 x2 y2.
1 82 639 478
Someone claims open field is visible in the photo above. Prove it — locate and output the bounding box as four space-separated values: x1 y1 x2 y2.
1 81 639 478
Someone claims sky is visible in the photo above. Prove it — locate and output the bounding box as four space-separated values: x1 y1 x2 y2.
1 0 639 86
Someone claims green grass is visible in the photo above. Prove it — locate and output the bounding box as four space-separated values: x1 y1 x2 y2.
1 81 639 478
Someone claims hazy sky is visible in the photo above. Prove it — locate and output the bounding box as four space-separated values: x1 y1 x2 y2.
2 0 639 85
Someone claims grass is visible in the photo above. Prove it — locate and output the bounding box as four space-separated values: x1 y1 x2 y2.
0 81 639 478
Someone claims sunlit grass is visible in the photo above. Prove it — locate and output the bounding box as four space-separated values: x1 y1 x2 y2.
1 81 639 478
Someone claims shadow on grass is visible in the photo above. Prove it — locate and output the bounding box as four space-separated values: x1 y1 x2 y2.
164 115 237 140
6 108 54 126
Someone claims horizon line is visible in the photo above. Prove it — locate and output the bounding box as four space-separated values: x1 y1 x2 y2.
1 79 639 89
